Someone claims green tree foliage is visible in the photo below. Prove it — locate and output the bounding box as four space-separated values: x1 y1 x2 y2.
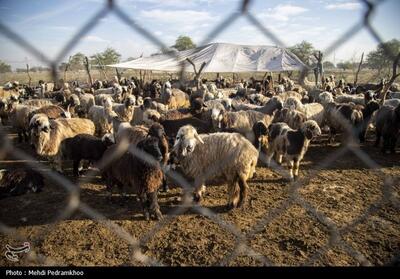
288 41 317 66
69 52 86 70
91 47 121 66
323 61 335 69
0 60 12 73
366 39 400 71
172 35 196 51
337 61 354 71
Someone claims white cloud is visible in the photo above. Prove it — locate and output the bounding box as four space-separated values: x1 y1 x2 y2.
325 2 362 10
49 26 74 31
83 35 110 43
140 9 218 32
259 4 308 22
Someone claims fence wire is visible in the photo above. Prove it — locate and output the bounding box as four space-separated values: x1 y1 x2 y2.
0 0 399 267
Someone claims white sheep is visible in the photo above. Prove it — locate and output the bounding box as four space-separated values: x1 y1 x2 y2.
88 97 118 136
171 125 258 209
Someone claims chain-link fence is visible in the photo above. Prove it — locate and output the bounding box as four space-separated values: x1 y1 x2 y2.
0 0 399 266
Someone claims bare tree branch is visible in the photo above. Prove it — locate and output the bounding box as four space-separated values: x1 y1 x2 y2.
380 51 400 103
354 52 364 86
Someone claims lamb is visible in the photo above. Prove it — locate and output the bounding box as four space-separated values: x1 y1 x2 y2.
318 91 334 105
358 101 381 143
374 104 400 153
144 109 211 140
160 88 190 109
211 108 273 143
112 95 136 122
272 108 306 130
143 98 169 114
0 168 44 199
59 133 114 176
384 98 400 108
88 97 118 136
283 97 325 127
116 123 149 145
100 136 164 220
170 125 258 209
22 99 53 107
388 92 400 99
335 93 366 106
7 103 37 143
28 105 71 124
29 113 95 159
75 88 95 116
266 120 321 181
238 96 283 115
323 102 364 143
205 98 232 111
0 99 7 125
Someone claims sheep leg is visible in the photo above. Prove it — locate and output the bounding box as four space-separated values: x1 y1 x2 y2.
390 137 397 154
382 136 389 154
227 181 240 210
148 191 163 220
293 159 300 181
139 193 151 221
265 149 274 167
161 176 169 192
193 184 206 203
237 175 249 209
17 130 23 143
287 160 294 181
23 130 29 143
276 154 283 165
73 159 80 177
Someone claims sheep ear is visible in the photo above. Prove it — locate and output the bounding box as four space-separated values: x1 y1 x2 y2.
194 132 204 144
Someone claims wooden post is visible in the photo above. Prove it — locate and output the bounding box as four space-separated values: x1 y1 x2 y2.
26 64 32 87
84 56 93 87
115 67 121 83
354 52 364 86
313 51 324 86
63 56 72 82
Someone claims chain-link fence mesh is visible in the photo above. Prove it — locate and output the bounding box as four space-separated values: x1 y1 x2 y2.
0 0 399 266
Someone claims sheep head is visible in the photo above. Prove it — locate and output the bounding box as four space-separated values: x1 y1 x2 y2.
173 125 204 158
211 108 225 130
137 137 163 162
301 120 321 140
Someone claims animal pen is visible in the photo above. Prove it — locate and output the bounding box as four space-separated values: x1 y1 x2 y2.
0 0 399 268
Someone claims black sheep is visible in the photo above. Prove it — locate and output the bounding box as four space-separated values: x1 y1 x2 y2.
375 104 400 153
100 136 164 220
0 168 44 199
59 133 114 176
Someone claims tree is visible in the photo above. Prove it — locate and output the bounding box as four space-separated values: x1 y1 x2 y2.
172 35 196 51
366 39 400 72
323 61 335 69
289 41 317 66
69 52 86 70
90 47 121 66
0 60 11 73
337 61 353 71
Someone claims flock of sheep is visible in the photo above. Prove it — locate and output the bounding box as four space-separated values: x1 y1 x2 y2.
0 73 399 220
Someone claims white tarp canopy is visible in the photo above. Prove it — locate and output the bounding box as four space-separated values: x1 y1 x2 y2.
107 42 307 73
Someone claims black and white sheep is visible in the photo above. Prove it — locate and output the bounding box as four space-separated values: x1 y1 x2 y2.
266 120 321 181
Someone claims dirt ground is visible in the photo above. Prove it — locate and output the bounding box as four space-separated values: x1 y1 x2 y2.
0 124 399 267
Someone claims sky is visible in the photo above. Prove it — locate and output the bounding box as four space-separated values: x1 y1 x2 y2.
0 0 399 70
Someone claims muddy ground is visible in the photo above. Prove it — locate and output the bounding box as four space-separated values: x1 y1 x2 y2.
0 124 399 266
